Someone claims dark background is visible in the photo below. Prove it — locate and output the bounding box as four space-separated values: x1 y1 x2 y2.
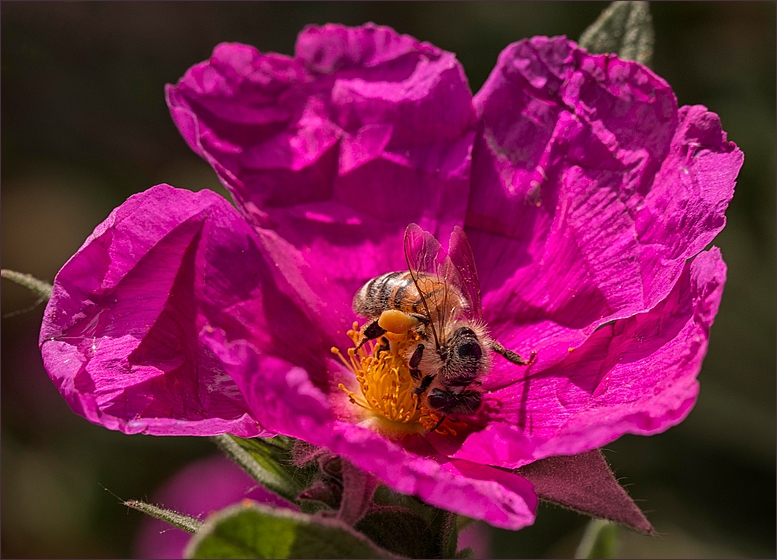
2 2 774 558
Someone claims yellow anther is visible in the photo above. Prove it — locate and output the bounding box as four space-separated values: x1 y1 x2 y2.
334 321 466 436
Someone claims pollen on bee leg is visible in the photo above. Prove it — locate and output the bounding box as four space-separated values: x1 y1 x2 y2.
378 309 420 335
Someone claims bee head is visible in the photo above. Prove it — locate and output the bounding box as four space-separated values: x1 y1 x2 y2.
427 388 482 415
438 325 488 386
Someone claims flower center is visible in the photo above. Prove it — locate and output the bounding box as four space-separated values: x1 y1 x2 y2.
333 322 464 436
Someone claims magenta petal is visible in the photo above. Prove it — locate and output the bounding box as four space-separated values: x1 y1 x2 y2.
167 23 476 299
468 37 742 368
456 248 726 467
204 332 538 530
40 185 332 435
327 428 537 531
517 450 653 534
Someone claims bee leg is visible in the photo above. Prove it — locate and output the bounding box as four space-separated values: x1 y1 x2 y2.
490 341 536 366
376 336 390 357
409 313 430 324
429 415 447 433
356 319 387 350
409 344 425 382
412 374 435 396
409 344 424 368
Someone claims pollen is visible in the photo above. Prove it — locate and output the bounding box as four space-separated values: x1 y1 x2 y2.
334 323 421 425
378 309 420 335
333 322 456 435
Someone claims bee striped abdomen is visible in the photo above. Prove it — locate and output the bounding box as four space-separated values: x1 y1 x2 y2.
393 277 412 308
353 271 461 324
353 271 414 318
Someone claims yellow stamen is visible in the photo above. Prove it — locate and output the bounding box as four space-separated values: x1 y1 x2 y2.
333 322 459 435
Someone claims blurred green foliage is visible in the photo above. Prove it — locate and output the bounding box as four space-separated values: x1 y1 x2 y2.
2 3 774 558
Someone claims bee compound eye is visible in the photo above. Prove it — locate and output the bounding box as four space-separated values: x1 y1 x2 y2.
427 388 449 409
457 341 482 359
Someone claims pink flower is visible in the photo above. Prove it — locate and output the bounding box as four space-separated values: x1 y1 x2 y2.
40 24 742 530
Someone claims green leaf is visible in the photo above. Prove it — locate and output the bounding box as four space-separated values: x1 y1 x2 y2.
574 519 620 559
1 269 52 300
212 435 317 506
579 1 655 65
184 502 396 559
125 499 203 534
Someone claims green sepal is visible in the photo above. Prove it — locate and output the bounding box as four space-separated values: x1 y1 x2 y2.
435 510 459 560
338 459 379 525
125 499 203 534
574 519 620 559
212 435 318 506
297 480 341 515
184 501 397 559
579 1 655 66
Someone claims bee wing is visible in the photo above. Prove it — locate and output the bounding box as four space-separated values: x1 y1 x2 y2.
404 224 481 345
404 223 445 279
404 224 447 345
448 225 482 321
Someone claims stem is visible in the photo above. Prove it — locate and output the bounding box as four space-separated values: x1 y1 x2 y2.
125 500 202 534
575 518 619 559
1 269 53 300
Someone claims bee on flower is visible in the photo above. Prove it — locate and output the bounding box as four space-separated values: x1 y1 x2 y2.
39 23 741 531
347 224 536 429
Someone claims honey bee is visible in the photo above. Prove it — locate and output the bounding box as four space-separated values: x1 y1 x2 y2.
352 224 535 424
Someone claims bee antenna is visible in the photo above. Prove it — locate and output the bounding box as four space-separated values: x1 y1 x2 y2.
440 262 451 341
429 415 447 433
405 253 440 348
490 341 536 366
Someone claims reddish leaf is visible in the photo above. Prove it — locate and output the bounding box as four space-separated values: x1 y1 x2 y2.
517 450 653 534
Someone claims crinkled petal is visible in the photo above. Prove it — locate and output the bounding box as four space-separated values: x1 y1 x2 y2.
204 331 538 530
468 36 742 370
167 23 476 302
454 248 726 467
39 185 336 435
